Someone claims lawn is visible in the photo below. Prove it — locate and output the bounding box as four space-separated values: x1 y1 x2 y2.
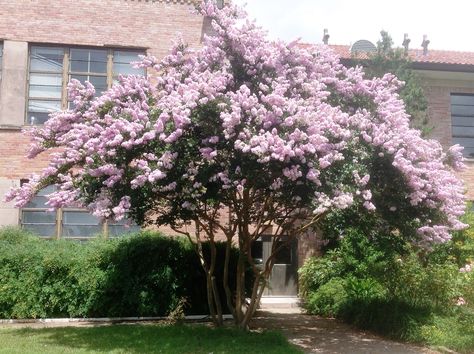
0 323 302 354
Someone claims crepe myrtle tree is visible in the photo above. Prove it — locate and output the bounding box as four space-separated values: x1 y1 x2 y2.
6 2 466 328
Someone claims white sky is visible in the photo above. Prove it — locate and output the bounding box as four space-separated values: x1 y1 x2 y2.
232 0 474 52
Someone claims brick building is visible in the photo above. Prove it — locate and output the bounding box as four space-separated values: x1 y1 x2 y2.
0 0 214 237
0 2 473 296
329 43 474 200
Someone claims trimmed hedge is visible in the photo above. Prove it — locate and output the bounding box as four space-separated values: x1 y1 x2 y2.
0 227 249 319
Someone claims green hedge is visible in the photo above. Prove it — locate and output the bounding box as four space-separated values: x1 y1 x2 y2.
0 227 249 319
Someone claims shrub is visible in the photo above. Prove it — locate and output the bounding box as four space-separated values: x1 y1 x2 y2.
305 278 347 317
0 227 250 319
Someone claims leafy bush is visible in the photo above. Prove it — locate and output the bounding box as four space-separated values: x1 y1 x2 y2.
0 227 250 319
305 278 347 317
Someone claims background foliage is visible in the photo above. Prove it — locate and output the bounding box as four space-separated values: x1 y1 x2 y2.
0 227 250 319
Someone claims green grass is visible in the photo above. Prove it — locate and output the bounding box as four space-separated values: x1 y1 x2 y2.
0 323 302 354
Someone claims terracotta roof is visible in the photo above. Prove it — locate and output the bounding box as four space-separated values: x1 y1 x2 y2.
299 43 474 68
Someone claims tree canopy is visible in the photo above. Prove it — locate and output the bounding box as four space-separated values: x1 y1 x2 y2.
5 2 466 327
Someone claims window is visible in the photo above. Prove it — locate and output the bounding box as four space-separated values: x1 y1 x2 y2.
251 239 263 265
274 240 292 265
21 185 140 239
27 46 145 125
451 94 474 158
21 185 58 237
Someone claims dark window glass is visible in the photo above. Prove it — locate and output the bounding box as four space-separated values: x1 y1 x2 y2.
70 48 107 73
274 241 292 265
451 94 474 158
251 240 263 264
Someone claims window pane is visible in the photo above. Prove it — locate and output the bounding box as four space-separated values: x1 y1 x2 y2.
451 95 474 105
29 85 62 99
70 74 106 95
113 63 144 76
62 225 102 238
70 59 88 72
28 100 61 112
90 60 107 73
452 137 474 148
30 73 62 86
452 116 474 127
89 76 107 94
63 211 100 225
70 48 107 73
23 224 56 237
22 210 56 224
251 240 263 264
25 196 48 208
113 50 145 76
274 241 292 265
27 112 51 125
30 47 64 72
113 51 141 64
453 126 474 137
108 224 140 237
24 185 57 207
451 105 474 117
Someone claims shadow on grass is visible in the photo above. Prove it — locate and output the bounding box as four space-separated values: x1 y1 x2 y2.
2 324 302 354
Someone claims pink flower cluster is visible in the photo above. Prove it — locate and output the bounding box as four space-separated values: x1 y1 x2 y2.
4 1 466 244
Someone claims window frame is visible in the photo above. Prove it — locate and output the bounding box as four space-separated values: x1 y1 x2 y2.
26 44 146 125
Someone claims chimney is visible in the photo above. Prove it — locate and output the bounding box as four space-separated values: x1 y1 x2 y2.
322 29 329 45
421 35 430 55
402 33 410 54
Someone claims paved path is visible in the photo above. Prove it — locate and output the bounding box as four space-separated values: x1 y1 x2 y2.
252 309 440 354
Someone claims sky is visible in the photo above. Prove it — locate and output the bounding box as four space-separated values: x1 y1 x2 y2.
232 0 474 52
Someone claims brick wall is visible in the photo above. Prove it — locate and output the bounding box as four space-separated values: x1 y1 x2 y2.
0 0 206 58
0 130 58 179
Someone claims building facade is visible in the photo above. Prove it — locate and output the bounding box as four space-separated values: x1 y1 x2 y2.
0 2 473 296
0 0 212 239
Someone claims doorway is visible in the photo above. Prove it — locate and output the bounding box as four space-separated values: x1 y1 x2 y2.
252 235 298 296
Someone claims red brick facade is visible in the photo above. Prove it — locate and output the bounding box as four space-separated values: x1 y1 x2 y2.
0 0 206 58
